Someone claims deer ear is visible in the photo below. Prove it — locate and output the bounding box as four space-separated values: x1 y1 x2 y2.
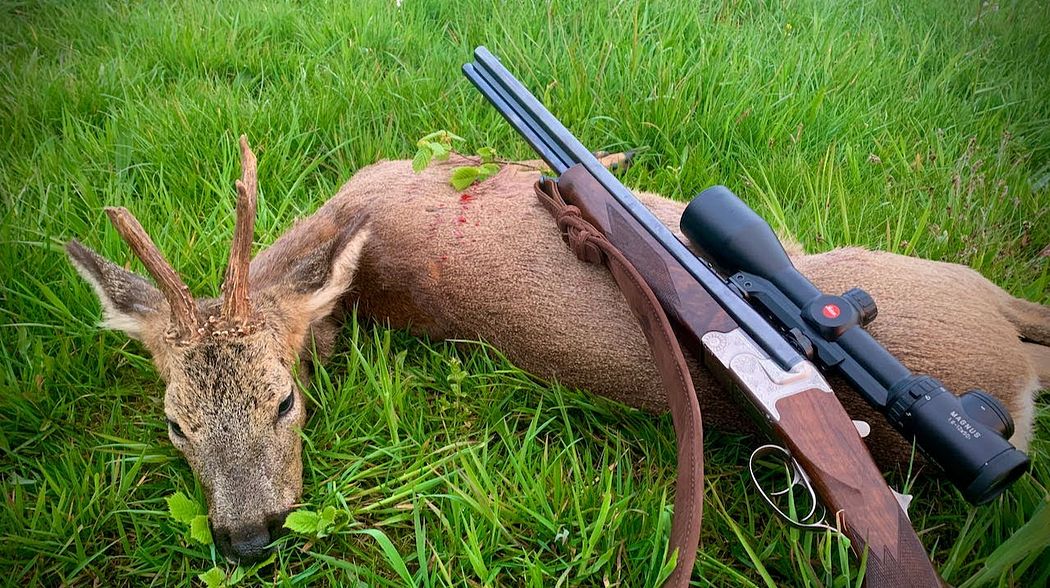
253 214 371 324
298 222 371 324
66 239 166 341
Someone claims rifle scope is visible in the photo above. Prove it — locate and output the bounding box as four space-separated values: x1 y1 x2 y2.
680 185 1029 504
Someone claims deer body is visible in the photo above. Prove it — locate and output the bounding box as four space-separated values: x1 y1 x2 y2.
342 157 1047 462
68 147 1050 563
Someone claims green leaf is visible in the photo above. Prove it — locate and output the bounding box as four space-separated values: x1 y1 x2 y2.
227 566 245 586
419 130 464 144
284 509 321 535
419 130 446 143
654 548 679 586
450 166 479 190
167 492 200 524
190 514 212 545
477 146 497 163
198 566 226 588
412 148 431 173
961 496 1050 587
478 162 500 180
427 141 450 160
318 505 338 535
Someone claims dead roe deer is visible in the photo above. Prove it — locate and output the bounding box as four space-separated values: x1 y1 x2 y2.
67 137 1050 562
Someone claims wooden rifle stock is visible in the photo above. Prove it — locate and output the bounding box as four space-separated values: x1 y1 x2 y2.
556 165 943 587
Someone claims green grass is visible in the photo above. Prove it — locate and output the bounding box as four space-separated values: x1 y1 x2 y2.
1 0 1048 585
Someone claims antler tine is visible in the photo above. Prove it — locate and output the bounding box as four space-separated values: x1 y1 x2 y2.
220 134 258 325
105 207 200 339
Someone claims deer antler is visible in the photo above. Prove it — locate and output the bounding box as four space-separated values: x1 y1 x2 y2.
105 207 201 340
220 135 258 326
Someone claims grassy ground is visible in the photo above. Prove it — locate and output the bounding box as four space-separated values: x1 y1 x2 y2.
2 0 1049 586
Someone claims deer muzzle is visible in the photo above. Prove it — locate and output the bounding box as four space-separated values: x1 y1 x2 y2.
212 509 290 563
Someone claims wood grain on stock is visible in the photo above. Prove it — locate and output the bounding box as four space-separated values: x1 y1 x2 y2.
777 390 942 587
557 166 737 341
557 165 942 587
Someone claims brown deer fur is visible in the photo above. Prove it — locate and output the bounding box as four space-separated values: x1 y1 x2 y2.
345 156 1048 465
68 148 1050 563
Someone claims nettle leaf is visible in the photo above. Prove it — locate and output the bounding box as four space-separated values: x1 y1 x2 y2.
477 146 497 163
167 492 200 524
284 509 321 535
412 148 432 173
478 163 500 180
198 566 227 588
450 166 480 190
190 514 213 545
318 506 338 534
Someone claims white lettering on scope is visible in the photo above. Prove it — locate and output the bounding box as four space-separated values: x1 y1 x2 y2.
948 410 982 440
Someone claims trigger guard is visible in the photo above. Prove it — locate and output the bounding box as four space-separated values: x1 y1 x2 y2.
748 444 837 533
751 445 798 497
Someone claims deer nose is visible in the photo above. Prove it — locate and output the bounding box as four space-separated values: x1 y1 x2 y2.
213 511 291 563
214 523 270 563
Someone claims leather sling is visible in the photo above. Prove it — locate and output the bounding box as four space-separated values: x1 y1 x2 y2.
535 178 703 587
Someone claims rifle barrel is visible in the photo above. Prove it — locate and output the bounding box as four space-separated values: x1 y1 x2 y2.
465 46 803 369
463 63 572 172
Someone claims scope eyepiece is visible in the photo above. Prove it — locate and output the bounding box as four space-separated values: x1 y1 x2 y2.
681 185 1030 504
887 376 1027 504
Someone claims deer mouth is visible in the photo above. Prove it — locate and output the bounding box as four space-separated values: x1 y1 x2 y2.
212 510 289 563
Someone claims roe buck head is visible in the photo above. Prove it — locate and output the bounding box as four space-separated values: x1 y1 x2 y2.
66 137 370 562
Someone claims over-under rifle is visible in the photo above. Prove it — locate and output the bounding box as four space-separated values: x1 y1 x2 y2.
463 46 1028 587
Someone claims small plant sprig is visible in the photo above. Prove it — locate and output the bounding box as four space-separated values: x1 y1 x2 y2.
281 503 416 585
283 504 344 539
446 356 468 395
412 130 502 190
166 491 212 546
166 492 276 587
412 130 461 172
197 554 276 588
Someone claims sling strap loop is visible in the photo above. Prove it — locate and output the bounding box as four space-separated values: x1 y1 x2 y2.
535 178 704 587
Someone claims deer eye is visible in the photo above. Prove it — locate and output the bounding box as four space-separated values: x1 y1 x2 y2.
167 419 186 439
277 390 295 418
